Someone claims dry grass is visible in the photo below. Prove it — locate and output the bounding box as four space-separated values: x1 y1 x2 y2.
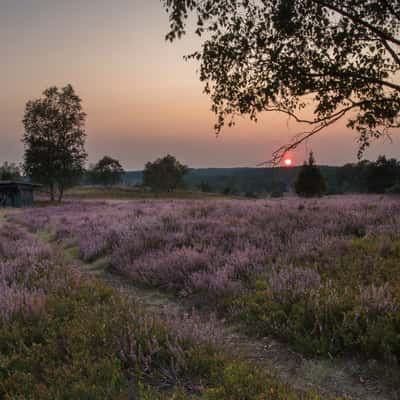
64 186 226 200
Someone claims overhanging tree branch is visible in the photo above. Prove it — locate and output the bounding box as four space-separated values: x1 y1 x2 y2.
317 1 400 46
382 40 400 67
259 103 362 165
163 0 400 162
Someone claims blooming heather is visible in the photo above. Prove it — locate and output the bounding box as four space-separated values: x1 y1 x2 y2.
267 266 321 303
6 195 400 361
0 222 81 323
10 195 400 301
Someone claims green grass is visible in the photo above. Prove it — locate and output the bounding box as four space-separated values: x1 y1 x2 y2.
0 277 327 400
37 230 56 243
63 245 80 261
231 235 400 362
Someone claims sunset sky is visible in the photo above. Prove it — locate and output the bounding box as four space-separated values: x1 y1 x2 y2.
1 0 399 170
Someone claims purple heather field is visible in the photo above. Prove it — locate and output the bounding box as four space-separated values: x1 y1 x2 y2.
3 194 400 376
9 195 400 312
0 219 81 323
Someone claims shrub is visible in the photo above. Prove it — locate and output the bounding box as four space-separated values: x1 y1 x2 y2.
9 196 400 363
0 220 324 400
245 190 257 198
386 183 400 194
222 187 232 195
270 189 283 198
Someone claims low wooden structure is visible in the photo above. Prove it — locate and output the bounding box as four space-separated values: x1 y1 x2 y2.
0 182 41 208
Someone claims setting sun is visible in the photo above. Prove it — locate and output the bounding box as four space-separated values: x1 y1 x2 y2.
284 158 292 166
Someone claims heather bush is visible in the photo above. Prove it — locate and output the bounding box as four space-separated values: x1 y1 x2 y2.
358 283 398 316
0 280 205 399
0 223 62 323
0 281 45 323
12 196 394 296
0 254 319 399
267 266 321 304
1 218 327 399
204 362 305 400
9 195 400 362
240 274 400 360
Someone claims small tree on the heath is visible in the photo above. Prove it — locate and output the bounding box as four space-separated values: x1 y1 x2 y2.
295 152 326 197
143 154 188 192
89 156 125 186
22 85 87 202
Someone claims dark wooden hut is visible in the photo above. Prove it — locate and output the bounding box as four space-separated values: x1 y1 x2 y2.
0 182 41 208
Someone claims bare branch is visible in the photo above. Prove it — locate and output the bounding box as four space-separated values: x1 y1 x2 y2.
274 114 346 165
263 102 360 125
382 40 400 67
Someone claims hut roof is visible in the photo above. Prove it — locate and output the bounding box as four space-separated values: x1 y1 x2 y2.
0 181 42 189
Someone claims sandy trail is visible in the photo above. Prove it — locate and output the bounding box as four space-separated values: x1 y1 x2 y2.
5 210 399 400
61 246 400 400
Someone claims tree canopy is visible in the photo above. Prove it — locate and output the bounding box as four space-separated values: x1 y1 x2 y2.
143 154 188 192
22 85 87 202
365 155 400 193
88 156 125 186
163 0 400 162
0 162 21 181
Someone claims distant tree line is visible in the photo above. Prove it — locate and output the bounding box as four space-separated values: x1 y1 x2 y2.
336 156 400 194
5 83 400 203
184 155 400 197
84 154 190 193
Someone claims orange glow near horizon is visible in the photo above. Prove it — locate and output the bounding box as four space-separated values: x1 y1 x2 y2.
1 1 400 169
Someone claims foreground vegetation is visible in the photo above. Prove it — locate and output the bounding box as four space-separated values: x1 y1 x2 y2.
10 196 400 368
0 218 325 399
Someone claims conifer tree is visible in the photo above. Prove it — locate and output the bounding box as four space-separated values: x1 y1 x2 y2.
295 152 326 197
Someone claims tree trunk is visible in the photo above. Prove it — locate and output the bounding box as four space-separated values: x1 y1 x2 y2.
57 186 64 203
50 184 55 202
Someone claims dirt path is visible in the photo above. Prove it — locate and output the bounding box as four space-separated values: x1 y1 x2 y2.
0 209 18 221
7 215 398 400
57 244 400 400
